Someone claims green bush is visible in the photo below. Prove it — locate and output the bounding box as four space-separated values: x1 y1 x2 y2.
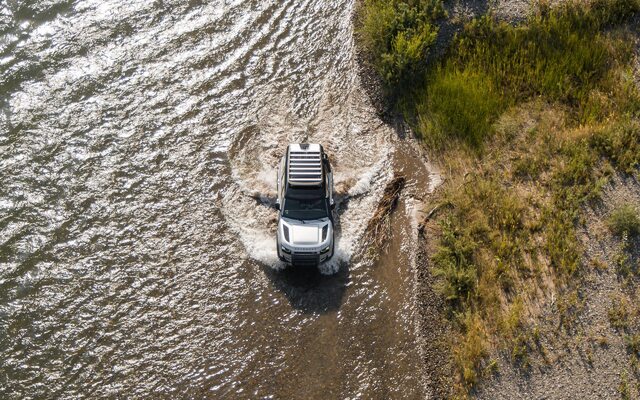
358 0 444 89
608 205 640 236
380 21 437 86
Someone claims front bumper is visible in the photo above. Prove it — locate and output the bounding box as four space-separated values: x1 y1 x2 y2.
278 243 333 266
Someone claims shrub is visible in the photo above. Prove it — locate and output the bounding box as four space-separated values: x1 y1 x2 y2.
379 20 438 86
358 0 444 90
608 205 640 237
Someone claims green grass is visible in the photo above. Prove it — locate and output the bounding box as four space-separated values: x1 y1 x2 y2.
417 0 639 395
415 69 504 146
357 0 445 91
608 204 640 237
408 0 640 148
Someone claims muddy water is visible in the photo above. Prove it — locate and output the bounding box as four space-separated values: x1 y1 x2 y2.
0 0 433 398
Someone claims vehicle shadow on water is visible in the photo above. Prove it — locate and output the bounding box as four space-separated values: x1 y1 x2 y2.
262 263 350 314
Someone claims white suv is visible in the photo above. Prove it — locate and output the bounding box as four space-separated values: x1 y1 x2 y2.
276 143 335 266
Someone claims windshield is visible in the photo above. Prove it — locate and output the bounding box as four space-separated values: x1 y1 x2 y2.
282 197 328 220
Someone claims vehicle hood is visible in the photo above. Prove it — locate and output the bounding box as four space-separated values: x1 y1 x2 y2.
280 218 329 246
290 224 319 244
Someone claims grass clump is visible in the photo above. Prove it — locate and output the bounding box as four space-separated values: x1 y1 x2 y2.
453 313 487 387
590 119 640 174
357 0 445 91
609 295 631 330
608 204 640 237
626 334 640 358
619 369 632 400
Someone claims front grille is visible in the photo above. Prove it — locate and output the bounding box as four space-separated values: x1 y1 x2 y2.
291 253 320 266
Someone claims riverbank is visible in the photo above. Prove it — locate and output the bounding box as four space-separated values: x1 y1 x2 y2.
354 0 640 398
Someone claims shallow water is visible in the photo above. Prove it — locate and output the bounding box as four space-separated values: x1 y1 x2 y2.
0 0 431 398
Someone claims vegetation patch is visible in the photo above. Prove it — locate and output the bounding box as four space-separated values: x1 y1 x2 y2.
608 204 640 237
359 0 640 397
609 295 632 330
408 0 640 149
357 0 445 93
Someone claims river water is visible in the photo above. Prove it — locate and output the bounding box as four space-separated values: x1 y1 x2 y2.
0 0 434 398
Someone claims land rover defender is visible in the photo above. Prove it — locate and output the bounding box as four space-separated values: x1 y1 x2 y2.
276 143 335 267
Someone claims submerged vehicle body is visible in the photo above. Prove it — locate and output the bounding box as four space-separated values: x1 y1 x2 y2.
276 143 335 267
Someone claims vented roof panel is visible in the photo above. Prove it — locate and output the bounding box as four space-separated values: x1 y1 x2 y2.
287 144 323 186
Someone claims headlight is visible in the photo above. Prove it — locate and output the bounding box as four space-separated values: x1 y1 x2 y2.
283 225 290 242
321 246 330 254
281 246 291 254
322 224 328 241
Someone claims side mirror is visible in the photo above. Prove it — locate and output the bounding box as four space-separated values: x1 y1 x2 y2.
275 203 280 211
330 200 335 210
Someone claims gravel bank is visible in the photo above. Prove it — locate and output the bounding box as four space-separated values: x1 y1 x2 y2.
475 174 640 399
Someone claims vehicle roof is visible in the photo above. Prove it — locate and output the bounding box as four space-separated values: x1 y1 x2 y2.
287 143 323 187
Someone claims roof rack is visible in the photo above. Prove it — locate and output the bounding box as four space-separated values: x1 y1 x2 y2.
287 144 323 186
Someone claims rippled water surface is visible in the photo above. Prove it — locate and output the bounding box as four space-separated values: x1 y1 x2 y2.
1 0 428 398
